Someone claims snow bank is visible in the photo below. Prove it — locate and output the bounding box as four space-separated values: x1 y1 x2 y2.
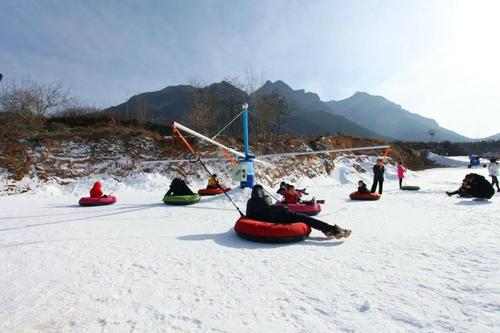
2 154 420 199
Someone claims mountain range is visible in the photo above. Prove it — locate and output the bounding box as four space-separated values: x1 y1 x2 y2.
107 80 473 142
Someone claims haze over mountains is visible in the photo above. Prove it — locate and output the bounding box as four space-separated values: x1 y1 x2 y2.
107 80 474 142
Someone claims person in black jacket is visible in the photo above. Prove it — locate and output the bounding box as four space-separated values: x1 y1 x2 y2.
276 181 288 196
446 173 494 199
357 180 370 194
166 178 194 196
370 158 385 194
246 185 351 239
464 173 495 199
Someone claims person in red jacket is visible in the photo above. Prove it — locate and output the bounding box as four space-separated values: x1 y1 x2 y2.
283 184 316 205
90 182 104 198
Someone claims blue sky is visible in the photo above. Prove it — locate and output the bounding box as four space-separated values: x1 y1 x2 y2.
1 0 499 138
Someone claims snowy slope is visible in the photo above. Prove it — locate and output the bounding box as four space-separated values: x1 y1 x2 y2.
427 152 490 168
0 158 499 332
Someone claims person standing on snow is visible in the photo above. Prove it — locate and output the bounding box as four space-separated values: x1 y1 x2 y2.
488 158 499 192
246 185 351 239
370 158 385 194
397 160 406 189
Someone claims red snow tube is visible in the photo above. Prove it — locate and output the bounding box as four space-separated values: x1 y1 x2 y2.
79 196 117 206
197 187 231 196
234 217 311 243
349 192 381 201
275 201 321 216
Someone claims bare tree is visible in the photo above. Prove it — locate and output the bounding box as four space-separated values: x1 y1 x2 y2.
135 95 149 125
253 91 291 141
0 79 70 127
188 80 218 135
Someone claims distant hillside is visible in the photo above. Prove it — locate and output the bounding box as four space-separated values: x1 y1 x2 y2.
107 84 194 124
106 80 471 142
325 92 471 142
253 81 386 139
107 81 383 139
481 133 500 141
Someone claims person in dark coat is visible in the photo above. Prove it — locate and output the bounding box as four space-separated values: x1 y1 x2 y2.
357 180 370 194
246 185 351 239
370 158 385 194
465 173 495 199
166 178 194 196
276 181 288 196
446 173 494 199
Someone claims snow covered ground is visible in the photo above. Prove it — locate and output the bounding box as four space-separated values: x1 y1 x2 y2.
1 158 499 332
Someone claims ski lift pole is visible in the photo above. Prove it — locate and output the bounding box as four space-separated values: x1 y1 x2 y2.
239 103 255 189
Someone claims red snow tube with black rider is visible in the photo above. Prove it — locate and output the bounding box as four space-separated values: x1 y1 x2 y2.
275 201 321 216
234 217 311 243
349 192 381 201
198 187 231 196
79 196 117 206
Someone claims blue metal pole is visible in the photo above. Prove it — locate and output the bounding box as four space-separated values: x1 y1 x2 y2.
242 103 249 159
239 103 254 188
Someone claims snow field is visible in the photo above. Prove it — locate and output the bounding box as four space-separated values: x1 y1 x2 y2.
0 159 499 332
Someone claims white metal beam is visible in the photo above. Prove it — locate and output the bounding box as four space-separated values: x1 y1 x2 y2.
257 145 390 159
172 121 271 165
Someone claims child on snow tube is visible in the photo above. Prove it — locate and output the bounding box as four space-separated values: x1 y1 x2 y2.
90 181 108 198
166 178 195 196
247 185 350 239
206 174 219 189
356 180 370 194
283 184 316 205
206 174 227 190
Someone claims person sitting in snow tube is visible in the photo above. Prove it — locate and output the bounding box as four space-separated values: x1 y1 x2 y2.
166 178 195 196
356 180 370 194
245 185 350 239
447 173 494 199
276 181 288 196
283 184 316 205
206 174 221 189
90 181 104 198
79 181 116 206
349 181 380 200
